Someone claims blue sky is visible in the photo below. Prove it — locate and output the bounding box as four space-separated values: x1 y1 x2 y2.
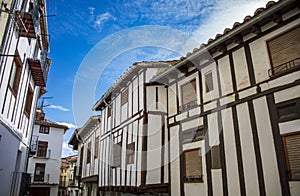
41 0 272 157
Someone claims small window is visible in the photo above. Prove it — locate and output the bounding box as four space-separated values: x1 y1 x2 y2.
277 99 300 122
282 133 300 180
34 163 46 181
211 145 221 169
184 148 203 183
107 105 112 118
113 142 122 167
205 72 214 93
126 142 135 164
39 126 50 134
37 141 48 157
94 137 99 159
87 142 91 164
181 79 197 111
9 52 22 96
121 89 128 106
24 86 34 116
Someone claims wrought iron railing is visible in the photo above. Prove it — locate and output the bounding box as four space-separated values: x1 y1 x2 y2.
180 100 198 112
268 57 300 77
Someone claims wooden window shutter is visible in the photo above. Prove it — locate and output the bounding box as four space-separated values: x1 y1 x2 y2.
121 89 128 106
211 145 221 169
284 134 300 180
113 142 122 167
268 26 300 73
184 148 202 182
87 142 91 164
181 79 197 105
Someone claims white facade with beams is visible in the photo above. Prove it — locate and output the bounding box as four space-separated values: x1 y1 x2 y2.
0 0 50 195
152 0 300 195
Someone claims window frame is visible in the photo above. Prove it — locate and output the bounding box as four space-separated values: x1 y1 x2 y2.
121 88 129 106
39 125 50 134
205 71 214 93
183 148 203 183
276 98 300 123
34 163 46 182
180 79 197 111
126 142 135 165
37 141 48 158
9 54 22 96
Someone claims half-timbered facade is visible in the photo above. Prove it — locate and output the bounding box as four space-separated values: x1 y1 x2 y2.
69 115 101 196
0 0 50 195
93 61 177 195
152 0 300 195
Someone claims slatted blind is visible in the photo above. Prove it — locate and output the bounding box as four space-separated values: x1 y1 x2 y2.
121 89 128 106
184 148 202 182
285 134 300 180
181 79 197 105
268 26 300 67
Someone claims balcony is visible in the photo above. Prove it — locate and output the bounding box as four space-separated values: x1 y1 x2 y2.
27 51 50 87
10 172 31 196
32 173 50 184
180 100 198 112
29 135 39 156
268 57 300 77
36 149 51 159
15 11 36 38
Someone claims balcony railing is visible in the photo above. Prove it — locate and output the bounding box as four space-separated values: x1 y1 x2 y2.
268 57 300 77
29 135 39 156
10 172 31 196
180 100 198 112
32 173 50 184
36 149 51 158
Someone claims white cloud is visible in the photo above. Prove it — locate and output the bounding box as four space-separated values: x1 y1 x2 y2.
61 141 77 157
48 104 69 112
56 122 77 129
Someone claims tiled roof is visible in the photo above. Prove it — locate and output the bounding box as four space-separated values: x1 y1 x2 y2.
152 0 297 81
35 118 69 130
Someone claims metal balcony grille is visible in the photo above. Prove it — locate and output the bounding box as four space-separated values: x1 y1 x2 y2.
268 57 300 77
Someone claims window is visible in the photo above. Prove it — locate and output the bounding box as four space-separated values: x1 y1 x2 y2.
34 163 45 181
282 133 300 180
211 145 221 169
121 89 128 106
9 55 22 96
37 141 48 157
39 126 50 134
184 148 203 182
94 137 99 159
205 72 214 92
87 142 91 164
267 26 300 76
181 79 197 111
24 86 34 116
107 105 112 117
182 128 204 144
277 99 300 122
113 142 122 167
126 142 135 164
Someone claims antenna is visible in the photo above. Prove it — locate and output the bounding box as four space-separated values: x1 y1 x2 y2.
39 96 53 120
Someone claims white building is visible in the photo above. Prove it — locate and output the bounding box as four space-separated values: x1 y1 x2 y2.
69 115 101 196
0 0 50 195
27 112 68 195
92 61 177 195
152 0 300 195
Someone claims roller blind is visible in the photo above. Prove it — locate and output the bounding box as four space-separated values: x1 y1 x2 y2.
285 134 300 180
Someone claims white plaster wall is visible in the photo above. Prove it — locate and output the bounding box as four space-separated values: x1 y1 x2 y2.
221 108 241 196
170 126 181 196
139 73 144 111
253 97 281 196
132 78 139 114
274 85 300 104
290 181 300 196
232 48 250 90
146 114 162 184
237 103 260 196
211 170 223 196
168 84 177 116
207 112 219 146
